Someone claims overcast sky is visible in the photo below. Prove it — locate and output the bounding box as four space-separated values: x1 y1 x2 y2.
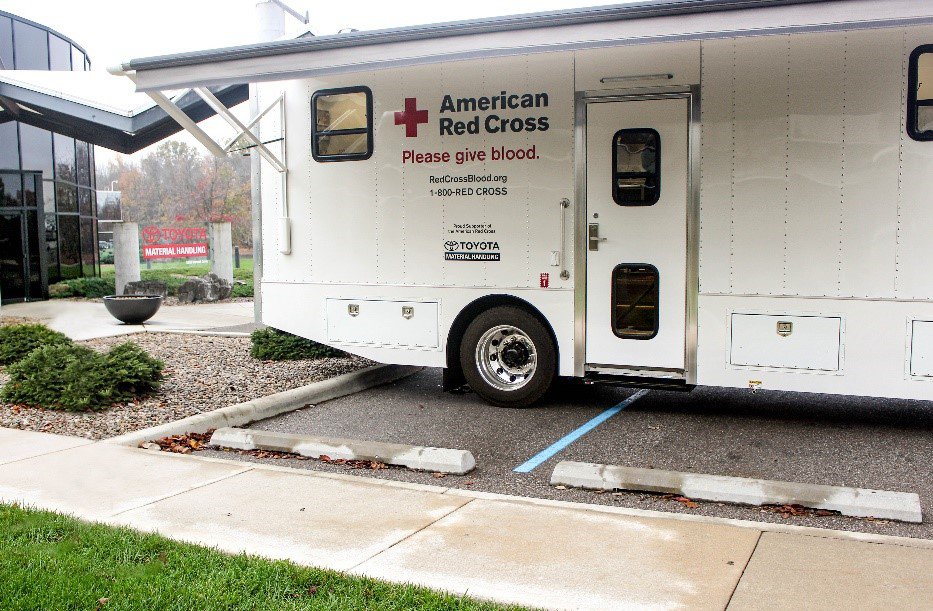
3 0 623 168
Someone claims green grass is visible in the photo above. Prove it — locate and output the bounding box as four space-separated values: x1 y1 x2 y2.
0 504 519 611
55 259 255 298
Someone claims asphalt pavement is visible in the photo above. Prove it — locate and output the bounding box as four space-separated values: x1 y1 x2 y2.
202 368 933 539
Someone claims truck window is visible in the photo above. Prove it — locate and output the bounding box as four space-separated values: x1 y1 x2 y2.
611 264 659 340
908 46 933 141
612 128 659 205
311 86 373 161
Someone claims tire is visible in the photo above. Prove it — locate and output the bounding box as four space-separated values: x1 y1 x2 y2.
460 305 556 408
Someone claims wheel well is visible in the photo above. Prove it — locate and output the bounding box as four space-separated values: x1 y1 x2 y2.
443 294 559 391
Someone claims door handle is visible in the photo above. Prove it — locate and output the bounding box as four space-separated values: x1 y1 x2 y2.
588 223 607 251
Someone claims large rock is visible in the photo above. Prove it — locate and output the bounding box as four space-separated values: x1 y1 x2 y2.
124 280 168 297
176 273 232 303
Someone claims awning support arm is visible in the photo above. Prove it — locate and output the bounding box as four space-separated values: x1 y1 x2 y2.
193 87 286 173
144 90 227 157
221 94 283 155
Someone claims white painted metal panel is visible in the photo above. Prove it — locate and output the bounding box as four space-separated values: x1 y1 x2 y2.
838 28 901 299
262 282 577 374
697 39 734 295
785 32 846 297
896 25 933 300
574 41 700 92
326 298 439 348
910 320 933 377
730 35 788 296
698 295 933 400
730 313 841 371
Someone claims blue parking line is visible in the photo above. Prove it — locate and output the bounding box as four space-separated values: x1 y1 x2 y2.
513 389 649 473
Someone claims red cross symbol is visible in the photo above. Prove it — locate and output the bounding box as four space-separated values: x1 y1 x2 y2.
394 97 429 138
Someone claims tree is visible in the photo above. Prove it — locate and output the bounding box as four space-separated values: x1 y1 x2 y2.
97 143 252 247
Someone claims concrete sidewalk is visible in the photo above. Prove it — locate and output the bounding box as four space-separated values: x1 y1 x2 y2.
1 427 930 610
0 300 254 340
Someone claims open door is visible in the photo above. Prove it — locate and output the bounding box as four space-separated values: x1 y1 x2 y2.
584 97 690 377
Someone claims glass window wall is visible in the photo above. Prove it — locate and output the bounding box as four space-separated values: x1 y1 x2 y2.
13 20 48 70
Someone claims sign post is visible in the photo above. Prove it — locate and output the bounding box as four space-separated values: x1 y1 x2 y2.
113 222 141 295
209 222 234 284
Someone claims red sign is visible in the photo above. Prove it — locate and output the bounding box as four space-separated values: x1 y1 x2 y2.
142 225 207 245
143 243 208 259
540 272 549 288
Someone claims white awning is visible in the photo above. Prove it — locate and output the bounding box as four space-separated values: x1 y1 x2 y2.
119 0 933 92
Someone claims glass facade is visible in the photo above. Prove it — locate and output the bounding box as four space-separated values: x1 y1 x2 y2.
0 10 97 302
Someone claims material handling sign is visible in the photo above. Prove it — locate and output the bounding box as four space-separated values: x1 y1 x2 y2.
141 225 208 260
142 243 208 259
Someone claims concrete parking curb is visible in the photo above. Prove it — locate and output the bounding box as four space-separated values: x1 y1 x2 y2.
210 426 476 475
106 364 422 447
551 461 923 523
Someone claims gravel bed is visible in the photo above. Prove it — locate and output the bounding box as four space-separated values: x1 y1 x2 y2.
0 333 371 440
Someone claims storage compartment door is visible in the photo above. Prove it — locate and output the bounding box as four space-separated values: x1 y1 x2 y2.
910 320 933 377
730 314 841 371
326 299 439 348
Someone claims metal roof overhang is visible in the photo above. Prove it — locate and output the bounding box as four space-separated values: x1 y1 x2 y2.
120 0 933 91
0 78 247 153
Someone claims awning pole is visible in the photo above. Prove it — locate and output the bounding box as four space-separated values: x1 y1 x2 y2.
143 90 227 157
194 87 286 173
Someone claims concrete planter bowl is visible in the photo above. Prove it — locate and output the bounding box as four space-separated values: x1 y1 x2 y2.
103 295 163 324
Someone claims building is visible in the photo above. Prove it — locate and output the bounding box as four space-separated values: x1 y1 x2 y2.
0 10 98 303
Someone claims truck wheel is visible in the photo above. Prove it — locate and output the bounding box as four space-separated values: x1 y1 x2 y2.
460 306 556 408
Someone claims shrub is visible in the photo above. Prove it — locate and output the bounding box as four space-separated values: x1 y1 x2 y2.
48 282 74 298
49 277 116 299
232 280 254 298
250 327 345 361
1 342 164 412
103 342 164 399
99 248 114 264
0 324 72 366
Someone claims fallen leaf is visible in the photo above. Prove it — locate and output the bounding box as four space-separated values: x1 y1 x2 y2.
96 598 109 610
672 496 700 509
432 472 446 479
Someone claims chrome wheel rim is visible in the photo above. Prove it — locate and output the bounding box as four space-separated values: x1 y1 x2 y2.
475 325 537 391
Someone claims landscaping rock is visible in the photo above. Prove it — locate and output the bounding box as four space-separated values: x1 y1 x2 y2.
177 273 232 303
124 280 168 297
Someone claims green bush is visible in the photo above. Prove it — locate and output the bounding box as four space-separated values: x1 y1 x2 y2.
99 248 114 264
0 324 72 366
250 327 345 361
49 277 116 299
232 279 254 298
1 342 164 412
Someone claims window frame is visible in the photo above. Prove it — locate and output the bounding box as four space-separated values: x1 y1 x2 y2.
310 86 374 162
610 263 660 340
611 127 661 206
908 44 933 142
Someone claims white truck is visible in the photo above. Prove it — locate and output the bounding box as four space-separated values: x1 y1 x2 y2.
116 0 933 406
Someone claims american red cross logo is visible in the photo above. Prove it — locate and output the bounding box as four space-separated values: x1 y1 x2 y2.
394 97 429 137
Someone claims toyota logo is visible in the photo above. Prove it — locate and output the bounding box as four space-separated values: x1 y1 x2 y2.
444 241 459 251
142 225 161 245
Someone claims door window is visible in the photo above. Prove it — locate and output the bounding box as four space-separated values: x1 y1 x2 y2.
611 264 659 339
908 45 933 141
612 129 660 205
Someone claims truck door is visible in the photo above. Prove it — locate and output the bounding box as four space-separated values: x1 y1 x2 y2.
584 97 690 376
